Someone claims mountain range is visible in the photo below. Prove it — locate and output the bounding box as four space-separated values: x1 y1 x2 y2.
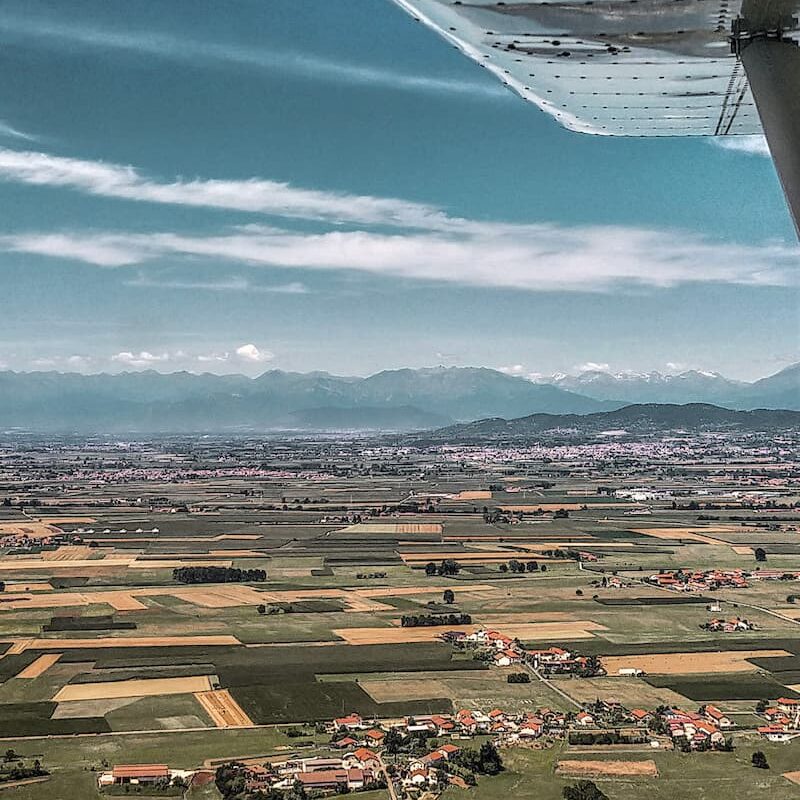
0 363 795 432
532 364 799 409
0 366 610 432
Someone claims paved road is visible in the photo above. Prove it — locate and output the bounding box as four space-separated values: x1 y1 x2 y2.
376 752 399 800
523 661 582 709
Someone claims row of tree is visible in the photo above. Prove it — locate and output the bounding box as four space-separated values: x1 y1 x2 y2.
400 613 472 627
500 559 541 573
424 559 461 576
172 566 266 584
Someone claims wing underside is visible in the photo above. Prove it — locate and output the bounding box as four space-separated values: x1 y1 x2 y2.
392 0 763 136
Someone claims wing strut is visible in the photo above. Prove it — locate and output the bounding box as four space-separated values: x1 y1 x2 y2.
735 11 800 235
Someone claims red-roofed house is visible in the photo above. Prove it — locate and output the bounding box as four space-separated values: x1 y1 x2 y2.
345 749 380 772
703 705 735 729
494 649 522 667
109 765 170 785
365 729 386 747
334 713 365 731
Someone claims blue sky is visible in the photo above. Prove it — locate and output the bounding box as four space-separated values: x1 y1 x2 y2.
0 0 797 380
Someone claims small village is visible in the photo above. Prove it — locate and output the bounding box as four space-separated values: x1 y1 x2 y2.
97 695 800 797
647 568 800 592
93 627 800 796
441 628 603 675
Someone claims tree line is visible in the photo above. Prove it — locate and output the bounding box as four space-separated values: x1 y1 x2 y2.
401 613 472 627
173 566 266 584
424 559 461 576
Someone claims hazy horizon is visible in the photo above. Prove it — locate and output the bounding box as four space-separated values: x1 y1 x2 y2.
0 360 795 383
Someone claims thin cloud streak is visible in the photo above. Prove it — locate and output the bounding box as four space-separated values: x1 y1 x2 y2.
124 275 309 294
0 148 452 229
0 121 35 141
3 223 797 292
0 15 505 99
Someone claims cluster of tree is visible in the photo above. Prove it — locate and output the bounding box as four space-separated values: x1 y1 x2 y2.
400 613 472 628
540 655 602 678
355 572 387 579
562 780 608 800
284 727 313 738
257 603 325 615
215 762 284 800
424 559 461 576
675 735 733 753
0 753 47 786
577 655 604 677
381 726 440 757
173 566 266 584
0 581 4 592
752 750 769 769
568 731 646 746
499 559 540 574
506 672 530 683
754 547 767 562
452 742 503 776
541 548 583 560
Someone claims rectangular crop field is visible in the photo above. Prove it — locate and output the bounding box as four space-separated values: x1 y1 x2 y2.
53 675 213 702
601 649 792 675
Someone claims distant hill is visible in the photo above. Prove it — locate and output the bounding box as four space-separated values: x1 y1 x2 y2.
533 363 799 410
427 403 800 441
0 366 611 433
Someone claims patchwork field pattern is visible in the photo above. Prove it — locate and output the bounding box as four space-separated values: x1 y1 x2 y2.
0 430 799 800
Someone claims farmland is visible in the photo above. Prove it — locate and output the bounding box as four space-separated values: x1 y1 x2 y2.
0 429 797 797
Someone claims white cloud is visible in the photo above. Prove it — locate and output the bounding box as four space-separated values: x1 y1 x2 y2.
4 221 796 293
711 135 771 157
196 352 230 364
235 344 273 363
0 16 504 100
575 362 610 373
0 147 450 230
0 147 798 293
111 350 170 368
499 364 526 375
3 231 145 267
65 354 93 368
665 361 687 372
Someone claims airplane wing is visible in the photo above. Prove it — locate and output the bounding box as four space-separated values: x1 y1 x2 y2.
390 0 800 231
391 0 760 136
